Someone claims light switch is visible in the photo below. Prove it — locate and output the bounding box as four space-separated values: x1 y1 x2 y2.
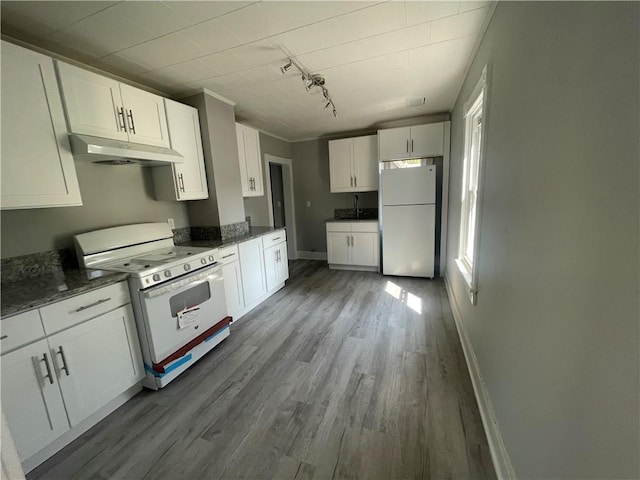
306 201 311 207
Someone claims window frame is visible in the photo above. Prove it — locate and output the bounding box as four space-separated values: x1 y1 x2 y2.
456 65 489 305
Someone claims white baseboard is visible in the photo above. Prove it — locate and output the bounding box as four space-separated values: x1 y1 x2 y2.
296 251 327 261
444 274 517 480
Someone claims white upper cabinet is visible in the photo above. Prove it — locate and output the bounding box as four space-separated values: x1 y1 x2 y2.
152 99 208 201
329 134 378 193
1 41 82 210
378 123 444 160
56 61 170 148
236 123 263 197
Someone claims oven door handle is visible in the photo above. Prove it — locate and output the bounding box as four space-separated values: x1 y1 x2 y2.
142 264 222 299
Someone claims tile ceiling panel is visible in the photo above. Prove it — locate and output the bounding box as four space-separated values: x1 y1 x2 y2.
0 0 495 141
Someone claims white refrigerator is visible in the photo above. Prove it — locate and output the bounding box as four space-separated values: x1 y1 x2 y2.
381 164 436 277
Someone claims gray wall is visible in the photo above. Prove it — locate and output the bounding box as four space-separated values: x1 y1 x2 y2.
0 161 189 258
243 132 291 227
291 139 378 253
184 92 245 227
445 2 639 478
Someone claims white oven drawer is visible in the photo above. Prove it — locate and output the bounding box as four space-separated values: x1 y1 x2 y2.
1 309 45 354
40 282 130 334
262 230 286 248
219 245 239 265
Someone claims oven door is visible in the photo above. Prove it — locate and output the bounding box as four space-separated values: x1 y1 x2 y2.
138 264 227 363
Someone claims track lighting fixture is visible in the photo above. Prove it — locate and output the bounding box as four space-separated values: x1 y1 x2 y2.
281 57 337 117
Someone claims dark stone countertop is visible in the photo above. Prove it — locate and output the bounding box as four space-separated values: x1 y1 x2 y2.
179 226 286 249
1 269 129 318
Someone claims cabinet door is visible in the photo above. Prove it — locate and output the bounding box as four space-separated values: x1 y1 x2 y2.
236 124 251 196
239 238 267 305
1 340 69 461
1 42 82 209
165 99 208 200
263 244 279 291
243 126 263 197
410 123 444 157
56 61 126 142
351 232 379 267
276 243 289 284
120 84 170 148
329 138 354 192
222 261 244 319
48 305 143 427
378 127 410 161
352 135 378 192
327 232 351 265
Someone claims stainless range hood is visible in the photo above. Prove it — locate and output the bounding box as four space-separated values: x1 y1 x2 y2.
69 134 184 166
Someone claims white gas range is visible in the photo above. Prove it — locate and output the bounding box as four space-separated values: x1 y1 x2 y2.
74 223 230 390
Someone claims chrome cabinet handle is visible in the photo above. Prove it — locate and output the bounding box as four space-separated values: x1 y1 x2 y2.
272 236 282 241
354 176 357 187
351 235 354 245
117 107 127 132
0 335 7 340
222 253 236 259
178 173 185 192
350 176 353 187
74 297 110 313
127 109 136 134
57 346 70 376
40 353 54 385
406 139 409 153
411 139 414 153
346 235 350 247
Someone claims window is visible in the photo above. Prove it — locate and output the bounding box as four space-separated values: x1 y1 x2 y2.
456 66 488 304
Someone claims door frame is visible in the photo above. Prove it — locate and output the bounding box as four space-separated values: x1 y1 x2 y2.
264 153 298 260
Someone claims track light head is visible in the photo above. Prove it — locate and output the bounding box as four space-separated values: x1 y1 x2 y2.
280 60 292 74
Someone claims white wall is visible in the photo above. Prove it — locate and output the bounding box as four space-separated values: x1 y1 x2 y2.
446 2 639 479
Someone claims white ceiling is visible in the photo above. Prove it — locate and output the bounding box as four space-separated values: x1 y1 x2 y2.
1 1 493 141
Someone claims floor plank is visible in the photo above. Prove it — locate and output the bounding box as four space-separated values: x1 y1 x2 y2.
28 260 496 480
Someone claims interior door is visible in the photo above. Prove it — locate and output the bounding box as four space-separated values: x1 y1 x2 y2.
49 305 143 426
1 340 69 461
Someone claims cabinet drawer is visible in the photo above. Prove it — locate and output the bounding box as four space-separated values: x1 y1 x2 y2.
262 230 286 248
40 282 130 334
326 222 351 233
219 245 239 265
351 221 378 233
1 310 45 354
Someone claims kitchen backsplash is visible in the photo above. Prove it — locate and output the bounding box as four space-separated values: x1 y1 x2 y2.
1 248 76 283
334 208 379 220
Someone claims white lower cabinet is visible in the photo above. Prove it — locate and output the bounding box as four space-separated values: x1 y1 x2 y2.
1 340 69 462
47 305 143 426
0 282 144 469
326 222 379 270
220 245 244 320
263 241 289 292
238 237 267 306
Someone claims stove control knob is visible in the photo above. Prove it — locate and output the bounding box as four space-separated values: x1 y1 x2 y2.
201 258 207 265
153 274 161 282
208 255 215 262
184 264 191 272
164 270 171 278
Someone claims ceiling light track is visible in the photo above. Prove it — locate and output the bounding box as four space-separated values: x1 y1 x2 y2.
281 57 337 117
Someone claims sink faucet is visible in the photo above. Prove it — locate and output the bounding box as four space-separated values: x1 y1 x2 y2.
354 194 360 218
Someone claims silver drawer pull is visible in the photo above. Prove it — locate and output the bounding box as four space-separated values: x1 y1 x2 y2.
222 253 236 259
272 237 282 241
0 335 7 340
40 353 54 385
57 346 70 376
74 297 111 313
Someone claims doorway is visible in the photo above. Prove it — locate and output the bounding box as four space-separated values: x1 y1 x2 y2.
269 163 286 229
264 154 298 260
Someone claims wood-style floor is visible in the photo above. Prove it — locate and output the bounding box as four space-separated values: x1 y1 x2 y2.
29 260 496 480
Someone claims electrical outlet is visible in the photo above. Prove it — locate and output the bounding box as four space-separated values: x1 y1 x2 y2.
167 218 175 229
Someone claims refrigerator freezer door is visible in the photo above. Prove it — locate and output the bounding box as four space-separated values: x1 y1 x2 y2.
382 204 435 277
381 165 436 205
